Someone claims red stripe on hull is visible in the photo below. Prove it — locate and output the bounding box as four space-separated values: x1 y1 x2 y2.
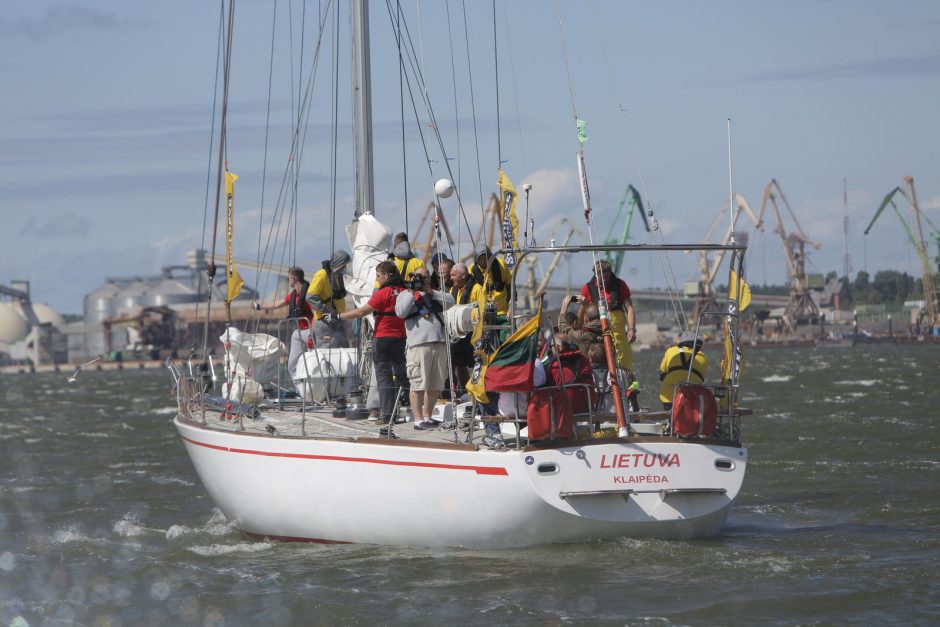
241 530 352 544
180 435 509 476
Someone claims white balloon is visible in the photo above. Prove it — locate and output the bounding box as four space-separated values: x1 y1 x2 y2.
434 178 455 198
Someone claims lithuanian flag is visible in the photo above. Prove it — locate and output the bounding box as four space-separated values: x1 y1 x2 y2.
467 300 542 404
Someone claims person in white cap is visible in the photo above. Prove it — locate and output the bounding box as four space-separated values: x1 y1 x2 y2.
306 249 351 348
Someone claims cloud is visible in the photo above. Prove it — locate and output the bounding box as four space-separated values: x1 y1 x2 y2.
0 6 125 40
745 50 940 83
20 213 93 238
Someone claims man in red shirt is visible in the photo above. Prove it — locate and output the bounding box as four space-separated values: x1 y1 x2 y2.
577 259 636 371
253 266 313 380
335 261 408 425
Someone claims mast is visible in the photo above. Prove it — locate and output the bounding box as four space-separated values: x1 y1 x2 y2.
351 0 375 217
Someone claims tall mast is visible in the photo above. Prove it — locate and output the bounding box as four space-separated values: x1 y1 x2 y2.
351 0 375 217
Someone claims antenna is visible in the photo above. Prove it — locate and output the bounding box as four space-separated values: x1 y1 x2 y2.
727 119 735 245
842 177 852 279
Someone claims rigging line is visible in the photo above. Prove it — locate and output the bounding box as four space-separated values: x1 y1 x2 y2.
205 0 237 348
379 0 475 261
256 0 279 280
291 0 311 266
381 0 475 247
500 0 528 177
461 0 486 240
256 1 331 277
398 0 409 234
445 0 463 259
586 0 686 330
194 0 226 352
491 0 501 169
329 0 339 260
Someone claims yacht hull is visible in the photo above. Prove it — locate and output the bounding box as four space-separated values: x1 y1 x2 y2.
175 416 747 548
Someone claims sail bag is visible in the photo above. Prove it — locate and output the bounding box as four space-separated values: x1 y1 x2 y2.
671 383 718 437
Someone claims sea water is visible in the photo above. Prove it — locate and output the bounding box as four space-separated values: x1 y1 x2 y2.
1 344 938 624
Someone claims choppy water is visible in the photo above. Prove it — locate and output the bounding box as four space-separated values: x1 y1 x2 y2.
1 344 938 625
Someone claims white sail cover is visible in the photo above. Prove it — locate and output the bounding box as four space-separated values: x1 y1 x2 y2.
294 347 360 402
219 327 284 385
344 213 391 308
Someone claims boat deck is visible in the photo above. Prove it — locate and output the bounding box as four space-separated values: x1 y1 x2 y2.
178 398 715 451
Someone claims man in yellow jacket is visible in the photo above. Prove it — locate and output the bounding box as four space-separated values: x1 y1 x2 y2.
658 332 708 409
467 244 512 315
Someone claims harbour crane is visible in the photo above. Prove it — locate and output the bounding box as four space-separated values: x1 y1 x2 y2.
758 178 822 333
689 194 764 324
522 217 587 311
603 184 651 275
863 176 939 331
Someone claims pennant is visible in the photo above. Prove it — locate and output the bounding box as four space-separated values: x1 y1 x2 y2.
576 118 589 144
497 170 521 268
466 301 542 404
224 170 244 303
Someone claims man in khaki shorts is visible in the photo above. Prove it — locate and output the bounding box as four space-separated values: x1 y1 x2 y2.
395 267 455 430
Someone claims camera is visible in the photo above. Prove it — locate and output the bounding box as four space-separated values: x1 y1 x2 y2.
570 295 579 303
406 273 427 291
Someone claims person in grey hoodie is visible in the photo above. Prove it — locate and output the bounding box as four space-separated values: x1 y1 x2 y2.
395 266 455 430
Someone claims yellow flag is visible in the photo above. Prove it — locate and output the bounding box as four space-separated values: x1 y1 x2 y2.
721 270 749 382
497 170 520 268
225 170 244 303
470 284 489 347
728 270 752 312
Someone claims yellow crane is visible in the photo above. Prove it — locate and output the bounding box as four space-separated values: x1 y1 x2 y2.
758 178 822 333
689 193 764 325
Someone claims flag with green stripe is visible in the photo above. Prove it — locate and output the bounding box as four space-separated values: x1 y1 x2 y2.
467 301 542 403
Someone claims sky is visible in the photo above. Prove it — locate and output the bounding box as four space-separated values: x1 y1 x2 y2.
1 0 939 315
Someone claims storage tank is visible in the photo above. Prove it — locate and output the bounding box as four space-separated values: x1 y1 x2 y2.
83 281 121 324
0 303 29 343
12 301 66 328
142 277 198 307
113 280 152 316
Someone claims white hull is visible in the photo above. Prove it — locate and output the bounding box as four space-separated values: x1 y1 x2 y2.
175 416 747 548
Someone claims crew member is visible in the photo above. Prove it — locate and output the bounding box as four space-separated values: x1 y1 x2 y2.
252 266 312 380
334 261 408 426
307 249 351 348
396 266 455 430
658 332 708 410
577 260 636 371
468 244 512 315
448 262 484 390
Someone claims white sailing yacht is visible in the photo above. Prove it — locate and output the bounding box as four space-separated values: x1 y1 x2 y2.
170 0 751 549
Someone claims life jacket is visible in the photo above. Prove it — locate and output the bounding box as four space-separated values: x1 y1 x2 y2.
659 345 708 403
585 276 625 310
469 258 511 313
449 282 476 305
544 348 597 415
287 282 311 321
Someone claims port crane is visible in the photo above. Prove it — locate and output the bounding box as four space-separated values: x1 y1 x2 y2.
521 217 587 311
689 194 764 324
603 184 651 275
759 179 822 333
863 176 939 331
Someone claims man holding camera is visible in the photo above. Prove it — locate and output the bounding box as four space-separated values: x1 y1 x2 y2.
396 266 455 430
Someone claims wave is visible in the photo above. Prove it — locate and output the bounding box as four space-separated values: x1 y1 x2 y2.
761 375 791 382
834 379 878 386
187 542 273 557
153 407 179 415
